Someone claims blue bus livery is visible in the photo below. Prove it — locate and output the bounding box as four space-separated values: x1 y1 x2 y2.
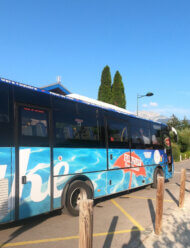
0 77 174 223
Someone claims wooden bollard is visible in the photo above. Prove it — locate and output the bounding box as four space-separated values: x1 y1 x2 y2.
79 199 93 248
179 168 186 208
80 189 87 200
155 176 164 235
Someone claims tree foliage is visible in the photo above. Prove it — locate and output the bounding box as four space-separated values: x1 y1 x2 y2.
171 143 180 162
98 65 112 104
111 70 126 109
181 116 190 129
178 128 190 153
168 115 190 130
167 114 181 130
168 115 190 157
98 66 127 109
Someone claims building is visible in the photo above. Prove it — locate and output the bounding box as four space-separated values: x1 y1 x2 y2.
40 76 71 96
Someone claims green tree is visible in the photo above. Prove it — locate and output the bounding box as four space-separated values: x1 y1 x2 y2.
112 70 126 109
167 114 181 130
178 128 190 152
171 143 180 161
181 116 190 129
98 65 112 104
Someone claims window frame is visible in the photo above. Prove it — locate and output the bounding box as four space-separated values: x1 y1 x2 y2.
130 117 152 149
150 122 163 150
18 104 50 147
53 100 104 148
0 83 14 147
106 114 130 149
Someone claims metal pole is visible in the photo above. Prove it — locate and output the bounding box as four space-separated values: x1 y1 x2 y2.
136 92 153 116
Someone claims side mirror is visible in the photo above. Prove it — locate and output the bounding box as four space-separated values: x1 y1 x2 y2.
171 127 178 142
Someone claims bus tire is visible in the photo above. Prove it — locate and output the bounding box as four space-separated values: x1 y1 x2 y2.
65 180 93 216
152 168 164 188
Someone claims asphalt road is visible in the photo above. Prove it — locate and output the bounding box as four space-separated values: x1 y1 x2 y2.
0 159 189 248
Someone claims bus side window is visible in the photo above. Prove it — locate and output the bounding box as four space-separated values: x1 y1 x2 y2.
21 108 48 138
53 101 102 148
107 118 129 148
130 118 151 149
151 123 163 149
19 107 49 146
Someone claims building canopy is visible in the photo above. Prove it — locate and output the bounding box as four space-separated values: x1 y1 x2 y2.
41 77 71 96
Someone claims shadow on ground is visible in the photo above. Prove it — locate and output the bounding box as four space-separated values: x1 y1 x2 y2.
122 226 145 248
152 212 190 248
0 207 61 248
176 182 190 193
103 216 118 248
165 189 178 206
147 199 155 231
94 185 150 206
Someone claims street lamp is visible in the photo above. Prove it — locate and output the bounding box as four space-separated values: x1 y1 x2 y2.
137 92 154 116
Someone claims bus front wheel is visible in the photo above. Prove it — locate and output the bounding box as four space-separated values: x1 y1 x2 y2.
65 180 93 216
152 168 164 188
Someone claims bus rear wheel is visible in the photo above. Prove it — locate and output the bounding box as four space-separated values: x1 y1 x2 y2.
65 180 93 216
152 168 164 188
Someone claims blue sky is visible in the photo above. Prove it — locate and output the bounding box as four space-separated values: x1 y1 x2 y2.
0 0 190 119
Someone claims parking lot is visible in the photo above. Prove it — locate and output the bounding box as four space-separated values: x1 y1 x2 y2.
0 160 189 248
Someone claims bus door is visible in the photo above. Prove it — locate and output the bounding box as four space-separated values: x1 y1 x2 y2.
106 117 130 194
15 105 52 220
0 82 15 224
162 126 173 176
130 119 153 187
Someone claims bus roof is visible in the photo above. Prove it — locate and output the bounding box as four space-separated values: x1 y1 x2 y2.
0 77 166 126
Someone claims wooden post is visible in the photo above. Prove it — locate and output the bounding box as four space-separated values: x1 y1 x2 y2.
79 199 93 248
80 188 87 200
155 176 164 235
179 168 186 208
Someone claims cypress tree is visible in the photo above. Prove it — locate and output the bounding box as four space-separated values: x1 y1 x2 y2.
112 70 126 109
98 65 112 104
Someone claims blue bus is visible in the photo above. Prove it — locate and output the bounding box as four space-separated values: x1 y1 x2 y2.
0 77 174 223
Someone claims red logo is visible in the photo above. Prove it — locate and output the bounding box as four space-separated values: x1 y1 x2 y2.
58 156 62 161
113 152 146 189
